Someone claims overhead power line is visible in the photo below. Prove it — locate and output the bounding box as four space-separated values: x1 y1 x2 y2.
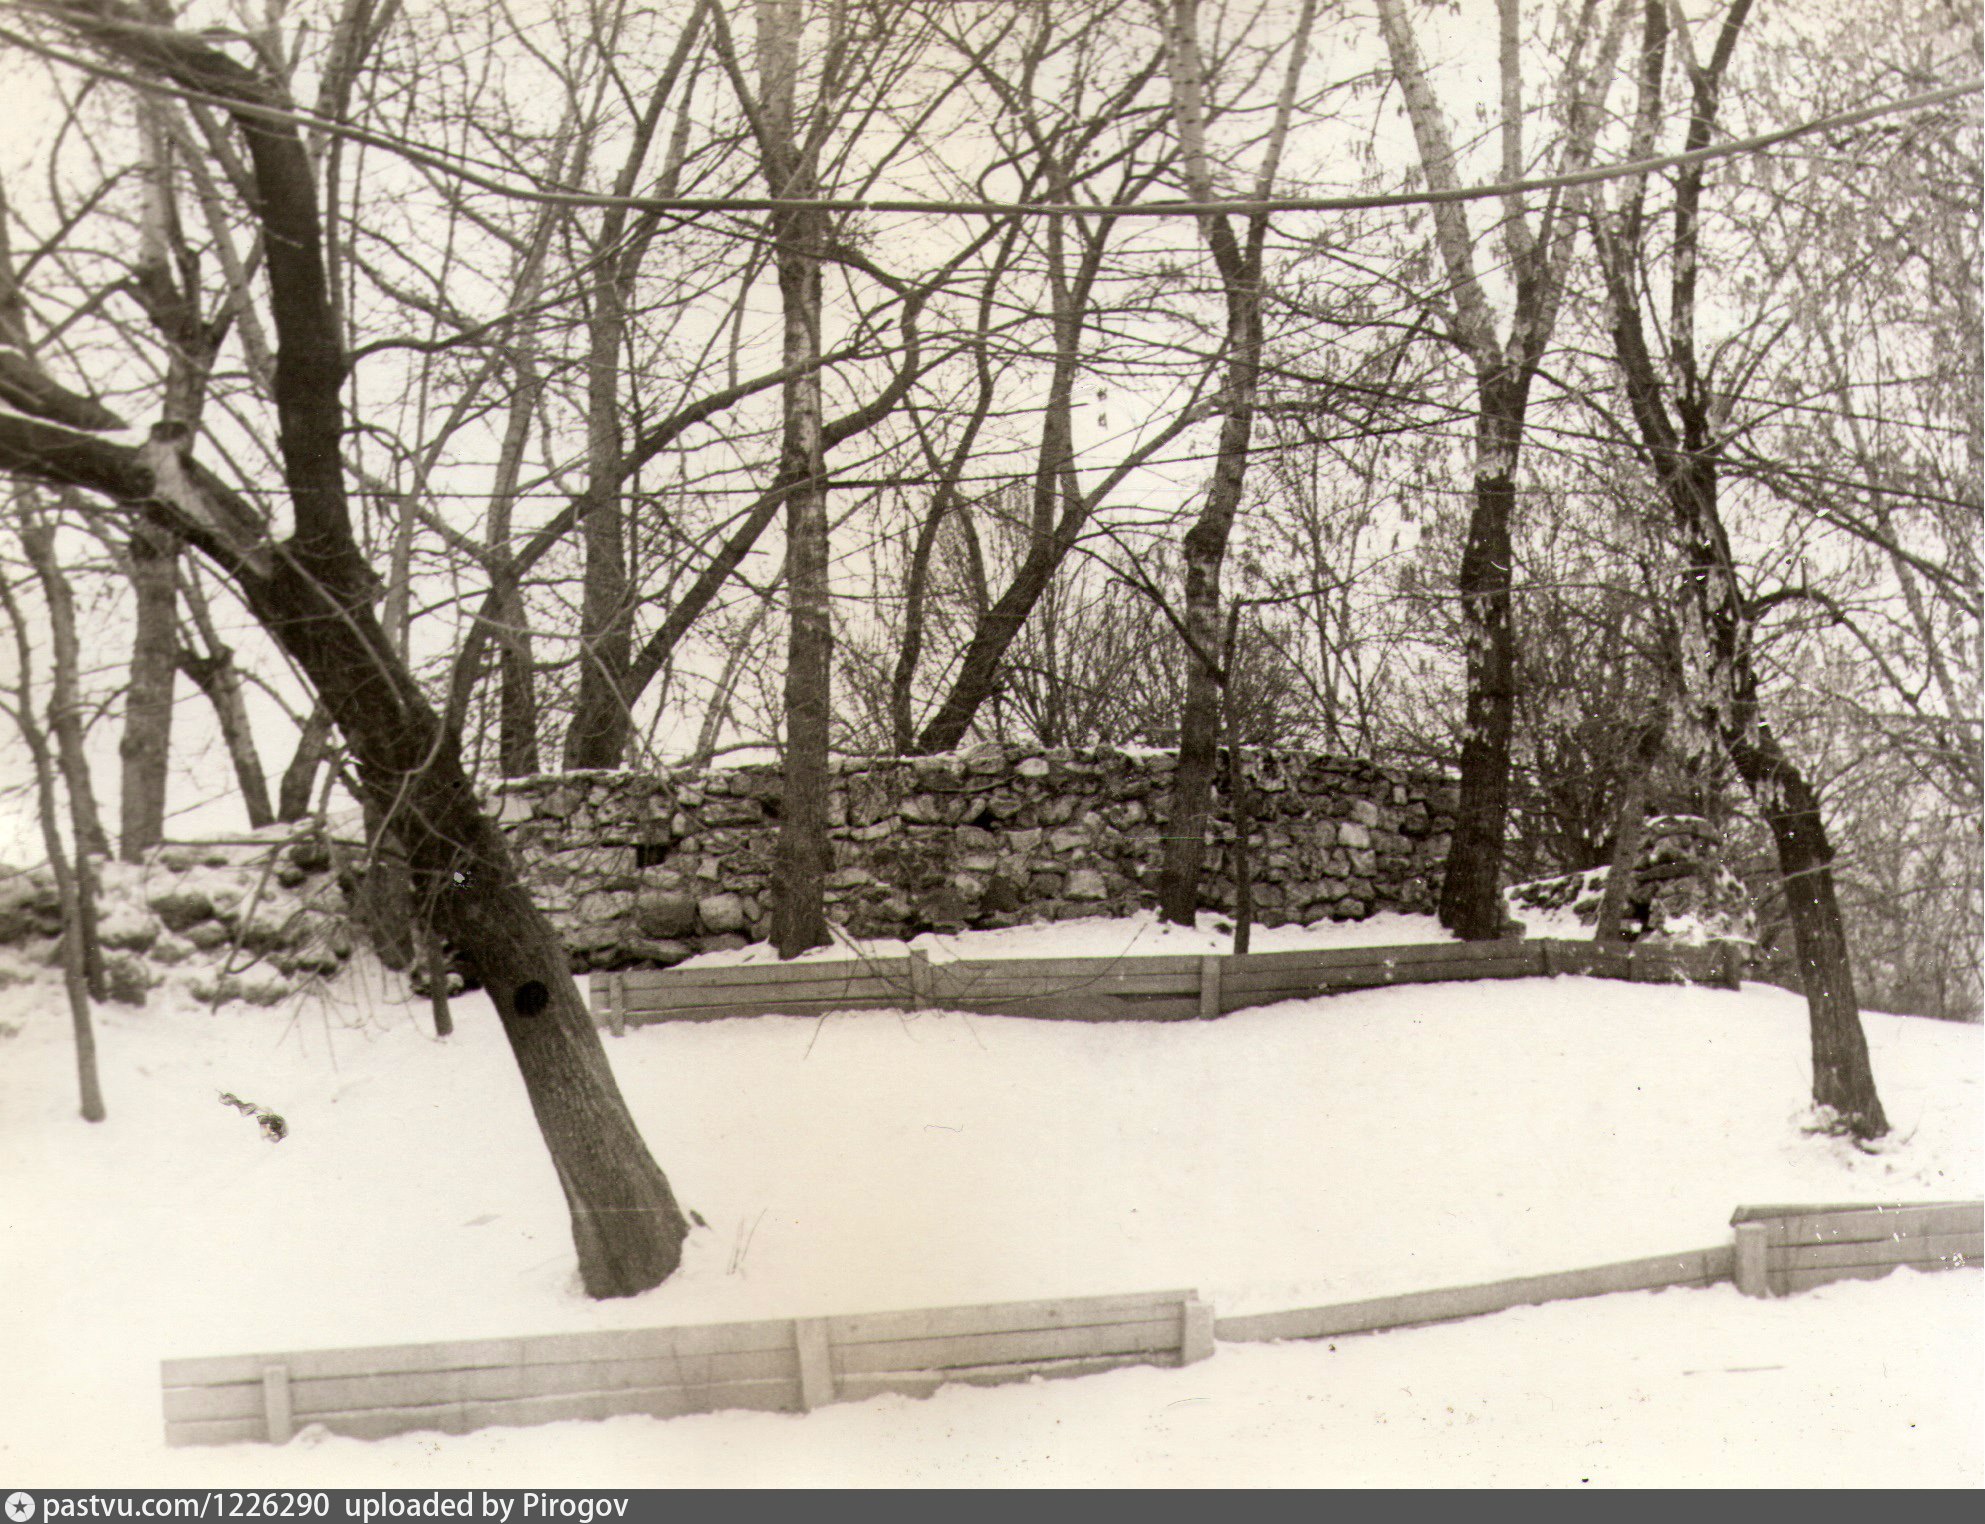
4 16 1977 221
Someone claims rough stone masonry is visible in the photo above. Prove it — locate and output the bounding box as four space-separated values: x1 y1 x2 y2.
491 745 1458 970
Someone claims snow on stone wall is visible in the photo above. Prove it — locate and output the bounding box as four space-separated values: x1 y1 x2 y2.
0 831 353 1006
1504 815 1757 947
493 746 1457 970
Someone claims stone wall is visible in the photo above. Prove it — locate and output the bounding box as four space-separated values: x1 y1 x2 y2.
0 830 354 1006
494 746 1457 969
1503 815 1758 946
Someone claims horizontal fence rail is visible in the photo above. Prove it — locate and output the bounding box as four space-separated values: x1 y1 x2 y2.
161 1200 1976 1446
1731 1201 1983 1298
1213 1246 1737 1344
589 937 1748 1030
161 1289 1212 1448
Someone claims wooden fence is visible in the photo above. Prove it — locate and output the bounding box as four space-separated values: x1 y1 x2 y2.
1731 1200 1983 1298
589 937 1746 1029
162 1201 1977 1446
160 1288 1212 1448
1214 1246 1736 1344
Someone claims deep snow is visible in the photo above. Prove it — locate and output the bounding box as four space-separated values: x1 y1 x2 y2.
0 911 1977 1486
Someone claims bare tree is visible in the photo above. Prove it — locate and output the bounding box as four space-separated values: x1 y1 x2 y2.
1373 0 1630 938
2 0 692 1294
1154 0 1317 924
1589 0 1888 1135
0 574 105 1121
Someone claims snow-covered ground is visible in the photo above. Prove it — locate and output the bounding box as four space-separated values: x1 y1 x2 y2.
0 912 1978 1486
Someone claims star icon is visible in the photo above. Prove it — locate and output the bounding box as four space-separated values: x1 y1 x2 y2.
6 1493 36 1523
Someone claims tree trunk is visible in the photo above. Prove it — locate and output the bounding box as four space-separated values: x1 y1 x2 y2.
1436 398 1522 940
1158 504 1240 922
912 225 1096 757
1373 0 1626 941
1728 719 1887 1133
178 644 276 829
1154 272 1260 925
1156 0 1309 922
425 928 454 1039
19 515 108 1000
1 579 105 1120
755 0 833 958
7 2 694 1295
1594 715 1666 944
262 562 691 1293
350 801 415 970
120 519 181 861
561 290 636 769
1228 726 1254 957
495 584 541 777
559 18 702 770
277 702 332 822
768 225 832 957
18 517 109 859
1591 0 1885 1132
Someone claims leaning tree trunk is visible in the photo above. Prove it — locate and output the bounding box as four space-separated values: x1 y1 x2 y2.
260 555 692 1293
2 0 694 1294
1595 135 1886 1135
179 644 276 829
1724 703 1886 1133
277 701 332 822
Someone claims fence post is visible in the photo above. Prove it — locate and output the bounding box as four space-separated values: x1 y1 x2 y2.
608 972 626 1037
1198 956 1223 1019
1538 940 1557 977
1733 1221 1772 1298
909 949 931 1011
1181 1297 1216 1364
794 1318 835 1411
261 1364 293 1444
1719 941 1746 989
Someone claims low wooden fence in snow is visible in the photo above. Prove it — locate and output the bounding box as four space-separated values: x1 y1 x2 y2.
588 937 1747 1030
1213 1246 1737 1344
1731 1200 1983 1298
160 1201 1976 1446
160 1288 1212 1447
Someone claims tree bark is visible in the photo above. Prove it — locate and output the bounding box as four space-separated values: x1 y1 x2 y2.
277 702 332 822
757 0 834 958
177 645 275 830
18 515 108 999
178 573 275 828
562 9 705 769
1434 396 1523 940
119 518 181 860
562 282 637 769
911 216 1100 757
1594 714 1666 944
